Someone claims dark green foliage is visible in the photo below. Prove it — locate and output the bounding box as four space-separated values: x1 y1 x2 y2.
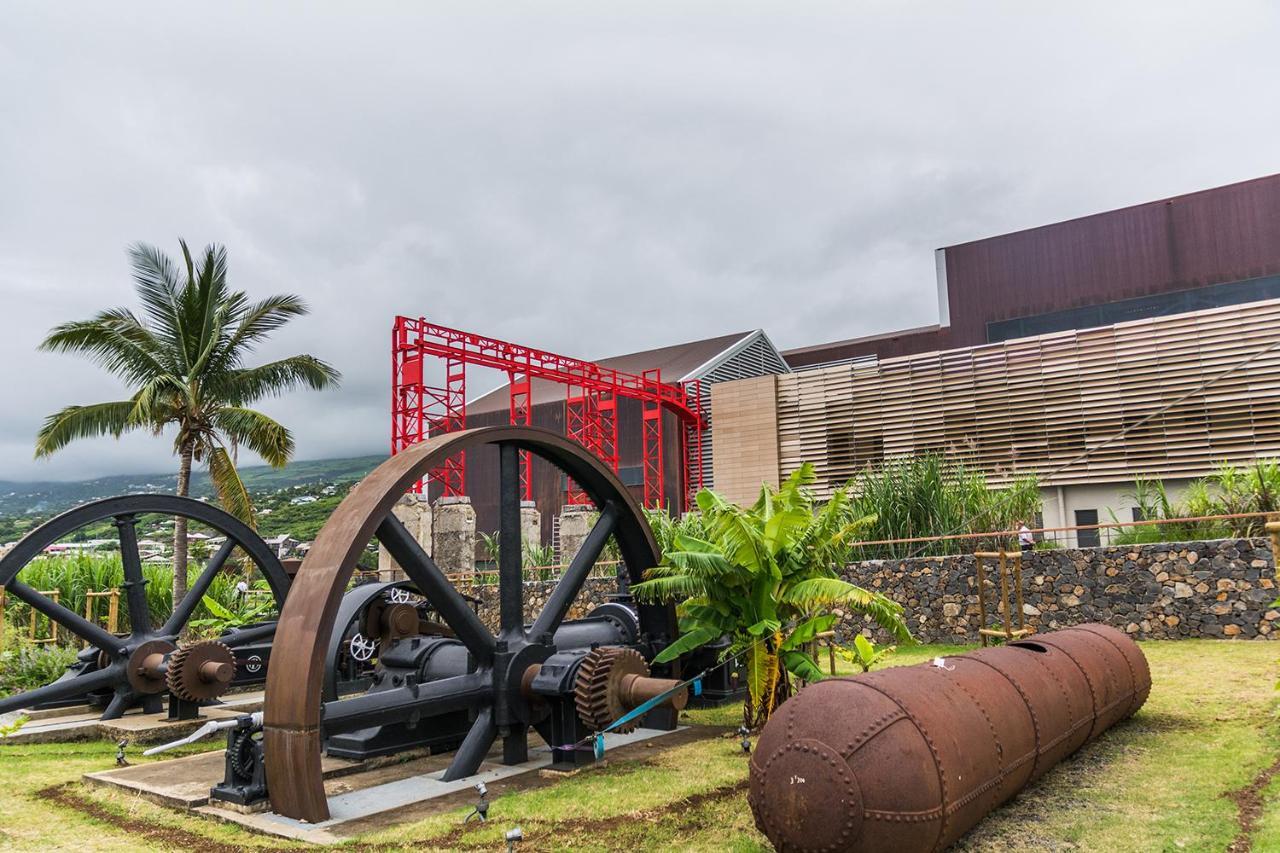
0 638 79 698
635 463 908 727
1114 461 1280 544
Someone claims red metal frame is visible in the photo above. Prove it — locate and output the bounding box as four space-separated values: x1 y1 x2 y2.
508 369 532 501
640 369 665 509
391 317 704 509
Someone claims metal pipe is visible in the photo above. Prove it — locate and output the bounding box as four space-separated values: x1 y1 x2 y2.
748 623 1150 853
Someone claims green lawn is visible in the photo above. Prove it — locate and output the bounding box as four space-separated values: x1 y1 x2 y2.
0 640 1275 852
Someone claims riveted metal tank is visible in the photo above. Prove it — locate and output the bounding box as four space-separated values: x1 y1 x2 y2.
747 623 1150 853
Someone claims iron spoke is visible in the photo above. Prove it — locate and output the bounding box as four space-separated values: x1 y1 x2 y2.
8 581 122 655
530 502 619 641
440 706 497 782
0 666 117 715
498 443 524 639
114 514 151 637
376 514 495 663
163 538 236 636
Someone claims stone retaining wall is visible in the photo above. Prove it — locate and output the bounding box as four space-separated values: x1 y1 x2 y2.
840 538 1279 643
457 576 616 633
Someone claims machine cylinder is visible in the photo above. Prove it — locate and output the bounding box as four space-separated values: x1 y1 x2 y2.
748 623 1150 853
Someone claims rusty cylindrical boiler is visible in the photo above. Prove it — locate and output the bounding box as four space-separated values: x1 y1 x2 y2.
748 623 1151 852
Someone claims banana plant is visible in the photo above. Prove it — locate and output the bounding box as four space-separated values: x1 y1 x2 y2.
633 463 910 728
188 593 276 635
837 634 896 673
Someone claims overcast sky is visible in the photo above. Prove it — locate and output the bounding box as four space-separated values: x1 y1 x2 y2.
2 2 1278 481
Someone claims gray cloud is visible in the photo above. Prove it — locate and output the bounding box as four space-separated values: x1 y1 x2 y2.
2 1 1278 479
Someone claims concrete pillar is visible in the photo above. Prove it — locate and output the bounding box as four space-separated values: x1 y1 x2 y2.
558 505 595 569
432 496 477 576
377 493 432 581
520 501 541 552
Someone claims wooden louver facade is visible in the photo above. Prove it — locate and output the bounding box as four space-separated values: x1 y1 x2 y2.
770 299 1280 497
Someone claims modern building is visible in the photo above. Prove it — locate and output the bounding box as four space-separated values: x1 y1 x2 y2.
712 174 1280 546
785 172 1280 367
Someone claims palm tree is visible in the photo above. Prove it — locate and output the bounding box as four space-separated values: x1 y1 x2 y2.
35 240 341 610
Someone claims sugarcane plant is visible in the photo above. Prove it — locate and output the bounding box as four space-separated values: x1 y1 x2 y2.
633 463 910 728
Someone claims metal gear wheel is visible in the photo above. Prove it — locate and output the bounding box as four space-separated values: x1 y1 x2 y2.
228 728 259 778
166 640 236 702
573 646 649 733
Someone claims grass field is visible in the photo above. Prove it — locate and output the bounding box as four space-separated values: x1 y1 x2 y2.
0 639 1275 852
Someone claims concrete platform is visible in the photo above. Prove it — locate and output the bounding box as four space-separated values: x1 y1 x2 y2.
0 691 264 745
85 725 692 844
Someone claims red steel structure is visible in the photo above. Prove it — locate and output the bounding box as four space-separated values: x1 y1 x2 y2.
391 316 705 509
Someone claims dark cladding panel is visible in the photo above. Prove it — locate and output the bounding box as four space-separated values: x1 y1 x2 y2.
786 173 1280 366
945 173 1280 346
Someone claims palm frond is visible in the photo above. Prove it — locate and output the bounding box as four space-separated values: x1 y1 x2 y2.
207 444 255 528
226 294 310 352
127 242 188 363
38 313 170 385
218 355 341 404
210 407 293 467
34 401 138 457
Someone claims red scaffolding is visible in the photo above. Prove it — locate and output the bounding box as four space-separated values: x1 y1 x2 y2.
390 317 705 510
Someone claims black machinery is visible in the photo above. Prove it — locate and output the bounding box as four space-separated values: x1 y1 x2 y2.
0 496 459 724
28 429 734 822
254 427 696 822
0 495 290 720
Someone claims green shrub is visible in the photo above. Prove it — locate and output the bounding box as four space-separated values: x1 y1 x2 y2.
0 636 78 698
1113 462 1280 545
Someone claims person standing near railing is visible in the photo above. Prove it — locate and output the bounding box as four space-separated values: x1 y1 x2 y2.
1018 521 1035 554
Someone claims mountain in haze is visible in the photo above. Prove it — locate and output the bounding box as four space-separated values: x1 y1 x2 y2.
0 454 387 517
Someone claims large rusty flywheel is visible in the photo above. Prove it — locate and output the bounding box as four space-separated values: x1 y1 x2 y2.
263 427 683 823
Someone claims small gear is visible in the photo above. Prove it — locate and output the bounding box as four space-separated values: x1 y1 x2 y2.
166 640 236 702
228 728 259 778
573 646 649 733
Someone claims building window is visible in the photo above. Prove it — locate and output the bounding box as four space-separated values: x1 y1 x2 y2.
986 273 1280 344
1075 509 1100 548
1131 507 1145 523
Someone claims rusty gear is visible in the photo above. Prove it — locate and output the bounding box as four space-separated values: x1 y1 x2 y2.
166 640 236 702
573 646 648 732
126 639 177 695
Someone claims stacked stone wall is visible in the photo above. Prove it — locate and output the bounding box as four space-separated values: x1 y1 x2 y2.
456 576 616 633
839 538 1278 643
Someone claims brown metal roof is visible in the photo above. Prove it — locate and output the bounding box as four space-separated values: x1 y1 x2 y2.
467 330 753 414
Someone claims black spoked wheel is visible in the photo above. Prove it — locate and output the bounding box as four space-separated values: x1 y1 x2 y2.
0 494 289 720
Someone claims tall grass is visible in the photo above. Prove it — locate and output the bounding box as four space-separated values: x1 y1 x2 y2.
647 454 1040 563
2 552 266 643
847 454 1041 559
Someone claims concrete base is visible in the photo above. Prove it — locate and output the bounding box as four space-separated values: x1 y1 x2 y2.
0 691 264 745
84 725 690 844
